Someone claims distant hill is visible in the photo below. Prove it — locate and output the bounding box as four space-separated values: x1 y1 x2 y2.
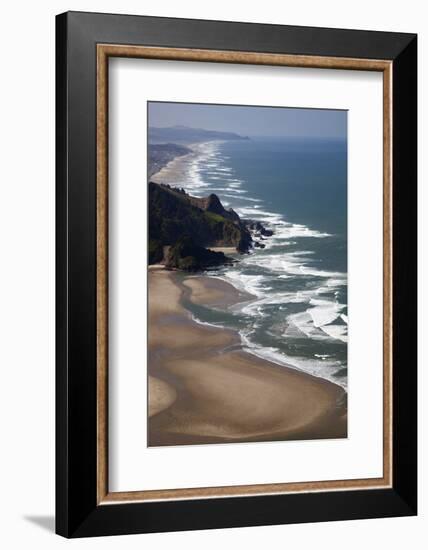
148 182 252 270
148 125 250 144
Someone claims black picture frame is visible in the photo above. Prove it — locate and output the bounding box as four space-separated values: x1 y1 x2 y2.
56 11 417 538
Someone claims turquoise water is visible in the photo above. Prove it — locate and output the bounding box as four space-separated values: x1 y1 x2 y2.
169 137 347 389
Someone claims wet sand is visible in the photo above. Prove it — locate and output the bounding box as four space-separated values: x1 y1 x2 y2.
148 270 347 446
182 276 253 308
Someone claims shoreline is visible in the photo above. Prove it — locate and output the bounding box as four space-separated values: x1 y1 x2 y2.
148 143 347 391
148 270 347 446
150 141 210 185
182 275 254 308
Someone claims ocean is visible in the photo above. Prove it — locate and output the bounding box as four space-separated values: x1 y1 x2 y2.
161 137 348 390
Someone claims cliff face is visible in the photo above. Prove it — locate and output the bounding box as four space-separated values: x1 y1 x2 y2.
187 193 240 223
148 182 252 270
165 237 230 271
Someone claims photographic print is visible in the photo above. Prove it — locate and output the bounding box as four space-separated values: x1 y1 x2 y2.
57 14 417 536
148 101 348 447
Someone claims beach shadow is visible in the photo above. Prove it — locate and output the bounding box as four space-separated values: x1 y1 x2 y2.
24 515 55 533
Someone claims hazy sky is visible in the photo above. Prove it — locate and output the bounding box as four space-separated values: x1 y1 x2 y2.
148 102 347 139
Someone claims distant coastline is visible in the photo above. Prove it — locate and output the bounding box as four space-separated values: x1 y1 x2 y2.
148 139 273 271
149 141 200 182
147 121 347 445
149 124 250 144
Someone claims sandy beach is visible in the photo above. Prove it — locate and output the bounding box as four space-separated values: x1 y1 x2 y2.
150 142 202 186
182 275 252 308
148 270 347 446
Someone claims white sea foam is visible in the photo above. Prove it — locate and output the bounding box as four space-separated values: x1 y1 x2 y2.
221 241 347 346
267 224 331 242
223 194 261 202
300 266 346 279
307 298 345 328
239 329 347 390
286 310 331 341
169 139 347 387
243 251 317 276
220 271 266 298
320 324 348 343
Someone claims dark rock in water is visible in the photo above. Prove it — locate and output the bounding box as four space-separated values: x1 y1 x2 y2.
237 226 253 253
246 220 274 237
254 241 266 249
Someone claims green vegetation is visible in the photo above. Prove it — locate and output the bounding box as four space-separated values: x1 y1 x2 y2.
205 211 226 224
148 182 252 270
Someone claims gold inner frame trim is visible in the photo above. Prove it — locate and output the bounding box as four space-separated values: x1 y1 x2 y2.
96 44 393 505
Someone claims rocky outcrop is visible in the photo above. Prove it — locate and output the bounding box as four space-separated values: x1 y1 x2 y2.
246 220 274 237
165 237 232 271
148 182 253 269
188 193 240 223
